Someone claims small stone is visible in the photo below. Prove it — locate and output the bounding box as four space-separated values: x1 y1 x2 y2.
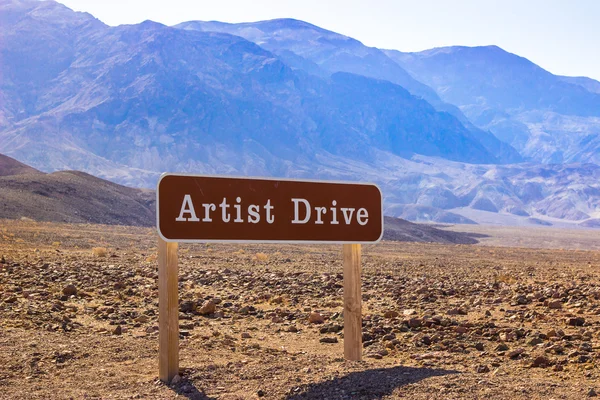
180 301 197 313
507 348 525 359
495 343 509 352
308 312 324 324
403 309 416 316
455 326 468 334
531 355 551 368
474 342 485 351
476 364 490 373
447 308 467 315
408 318 422 328
171 375 181 384
320 337 338 344
547 300 562 309
257 389 266 397
528 337 544 346
383 310 399 319
198 300 216 315
241 332 251 339
567 317 585 327
112 325 122 335
135 315 149 323
287 326 299 333
588 388 597 397
62 284 77 296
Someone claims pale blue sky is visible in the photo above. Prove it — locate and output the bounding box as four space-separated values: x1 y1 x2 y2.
58 0 600 81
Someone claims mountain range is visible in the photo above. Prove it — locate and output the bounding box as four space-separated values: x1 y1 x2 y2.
1 0 599 227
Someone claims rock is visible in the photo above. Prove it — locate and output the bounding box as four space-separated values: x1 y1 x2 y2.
135 315 149 323
474 342 485 351
528 337 544 346
513 294 529 305
476 364 490 373
112 325 122 335
241 332 251 339
308 312 324 324
320 337 338 343
403 309 416 316
408 318 422 328
588 388 598 397
62 284 77 296
257 389 266 397
508 348 525 359
180 301 197 313
447 308 467 315
547 300 562 309
495 343 509 352
287 326 299 333
567 317 585 326
531 355 551 368
171 375 181 384
383 310 399 318
455 326 468 334
198 300 216 315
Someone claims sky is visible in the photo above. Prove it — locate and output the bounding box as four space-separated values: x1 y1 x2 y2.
58 0 600 81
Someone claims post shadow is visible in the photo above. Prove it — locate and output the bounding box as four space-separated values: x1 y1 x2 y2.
167 375 217 400
286 365 459 399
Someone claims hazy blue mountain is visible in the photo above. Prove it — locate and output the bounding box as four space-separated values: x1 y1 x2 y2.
0 0 506 188
559 76 600 94
385 46 600 165
177 19 522 164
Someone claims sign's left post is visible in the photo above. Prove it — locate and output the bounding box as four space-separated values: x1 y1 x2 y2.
158 237 179 383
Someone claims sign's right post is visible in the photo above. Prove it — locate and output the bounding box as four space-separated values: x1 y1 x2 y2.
343 243 362 361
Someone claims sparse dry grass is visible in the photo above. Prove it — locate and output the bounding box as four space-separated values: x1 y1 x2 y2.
92 247 107 257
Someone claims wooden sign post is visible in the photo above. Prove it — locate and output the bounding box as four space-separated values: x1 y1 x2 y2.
156 174 382 382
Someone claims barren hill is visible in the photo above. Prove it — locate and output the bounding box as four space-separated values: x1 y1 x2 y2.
0 153 42 177
0 168 155 226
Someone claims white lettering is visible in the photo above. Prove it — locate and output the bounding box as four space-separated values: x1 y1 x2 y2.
175 194 200 222
291 198 311 224
220 198 230 223
341 208 355 224
234 197 243 223
264 199 275 224
330 200 339 224
248 204 260 223
202 203 216 222
357 208 369 226
314 206 326 224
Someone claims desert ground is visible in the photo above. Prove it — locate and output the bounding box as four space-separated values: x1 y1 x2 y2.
2 220 600 399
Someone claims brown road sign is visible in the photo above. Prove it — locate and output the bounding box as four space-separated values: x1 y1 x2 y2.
156 174 383 243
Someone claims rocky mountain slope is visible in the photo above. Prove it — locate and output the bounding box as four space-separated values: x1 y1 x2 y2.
385 46 600 165
0 0 502 188
177 19 522 164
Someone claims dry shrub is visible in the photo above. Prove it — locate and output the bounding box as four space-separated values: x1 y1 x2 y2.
92 247 107 258
494 273 517 285
255 252 269 262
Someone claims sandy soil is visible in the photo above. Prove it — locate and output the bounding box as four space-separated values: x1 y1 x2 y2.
1 220 600 399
